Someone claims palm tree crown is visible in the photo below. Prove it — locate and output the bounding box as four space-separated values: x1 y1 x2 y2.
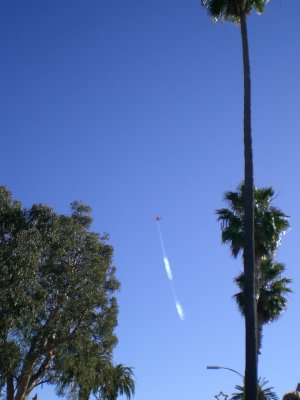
216 184 290 355
201 0 268 22
216 184 289 263
231 377 278 400
235 259 291 324
234 258 291 352
99 364 135 400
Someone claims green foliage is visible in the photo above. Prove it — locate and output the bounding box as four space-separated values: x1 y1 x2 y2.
234 259 291 324
231 378 278 400
201 0 268 23
216 183 290 354
216 184 289 261
234 258 291 351
0 186 124 400
97 364 135 400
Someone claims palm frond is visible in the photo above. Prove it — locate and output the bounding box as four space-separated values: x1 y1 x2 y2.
231 377 278 400
234 258 291 326
216 183 289 260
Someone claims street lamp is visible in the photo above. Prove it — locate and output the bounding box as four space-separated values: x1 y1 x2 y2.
207 365 244 379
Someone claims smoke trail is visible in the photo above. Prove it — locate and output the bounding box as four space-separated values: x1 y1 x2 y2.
176 301 184 320
170 281 185 321
155 218 185 320
163 257 172 280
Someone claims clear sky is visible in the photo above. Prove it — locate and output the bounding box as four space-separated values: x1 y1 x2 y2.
1 1 300 399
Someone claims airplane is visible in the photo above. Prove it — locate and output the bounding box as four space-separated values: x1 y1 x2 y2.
154 216 162 221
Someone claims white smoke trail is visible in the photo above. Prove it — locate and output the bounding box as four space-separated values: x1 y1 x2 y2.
170 283 185 321
176 301 185 320
163 257 173 280
155 218 185 320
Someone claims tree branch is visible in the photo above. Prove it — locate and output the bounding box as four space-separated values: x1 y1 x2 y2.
27 351 54 394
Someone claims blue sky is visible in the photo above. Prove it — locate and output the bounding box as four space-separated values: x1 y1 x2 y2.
1 1 300 399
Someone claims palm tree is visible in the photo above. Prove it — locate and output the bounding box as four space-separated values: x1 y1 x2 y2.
231 377 278 400
216 182 287 399
216 184 290 354
76 362 135 400
234 258 291 354
216 184 289 267
98 364 135 400
201 1 270 399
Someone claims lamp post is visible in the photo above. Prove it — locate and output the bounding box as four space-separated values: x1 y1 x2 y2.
207 365 244 379
206 365 243 400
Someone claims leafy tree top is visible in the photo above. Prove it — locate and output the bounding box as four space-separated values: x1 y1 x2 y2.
0 186 120 400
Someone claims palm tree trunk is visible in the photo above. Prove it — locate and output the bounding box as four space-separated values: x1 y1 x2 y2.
257 317 263 356
240 11 258 400
256 261 263 358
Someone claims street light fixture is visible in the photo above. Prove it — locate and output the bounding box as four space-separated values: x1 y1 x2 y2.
206 365 244 379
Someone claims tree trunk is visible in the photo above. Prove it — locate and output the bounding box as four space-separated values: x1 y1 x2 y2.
6 373 14 400
256 262 263 357
257 317 263 356
14 351 37 400
240 12 258 400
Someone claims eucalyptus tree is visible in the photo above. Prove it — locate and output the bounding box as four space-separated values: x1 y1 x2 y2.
0 186 132 400
201 1 271 399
